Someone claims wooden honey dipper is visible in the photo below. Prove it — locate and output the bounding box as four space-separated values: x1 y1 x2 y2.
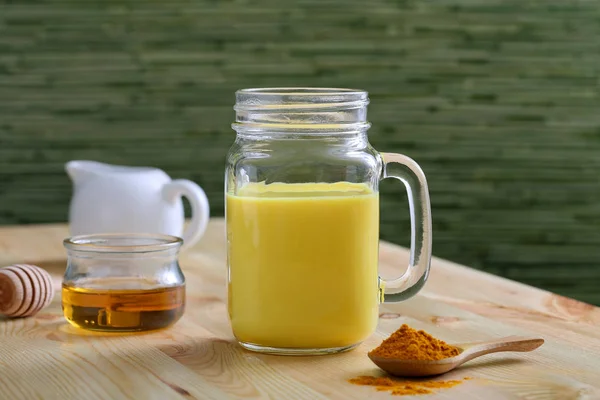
0 264 54 318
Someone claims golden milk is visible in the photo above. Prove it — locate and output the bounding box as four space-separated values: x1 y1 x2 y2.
226 182 380 349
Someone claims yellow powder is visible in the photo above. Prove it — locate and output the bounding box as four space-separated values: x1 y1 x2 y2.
349 375 468 396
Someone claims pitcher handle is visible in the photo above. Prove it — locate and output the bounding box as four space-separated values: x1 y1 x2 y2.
163 179 210 248
379 153 432 302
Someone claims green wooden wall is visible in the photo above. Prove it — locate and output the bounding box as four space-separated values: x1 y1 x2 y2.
1 0 600 304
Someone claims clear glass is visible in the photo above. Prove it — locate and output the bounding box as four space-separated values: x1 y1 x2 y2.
62 233 185 332
226 87 432 355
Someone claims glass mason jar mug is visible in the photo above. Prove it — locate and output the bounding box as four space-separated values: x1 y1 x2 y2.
226 88 432 355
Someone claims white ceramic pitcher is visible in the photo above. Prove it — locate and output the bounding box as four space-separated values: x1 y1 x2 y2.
65 160 210 248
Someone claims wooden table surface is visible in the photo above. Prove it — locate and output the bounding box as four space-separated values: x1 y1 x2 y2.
0 220 599 399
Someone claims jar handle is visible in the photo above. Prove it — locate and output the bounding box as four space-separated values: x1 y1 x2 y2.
162 179 210 248
379 153 432 302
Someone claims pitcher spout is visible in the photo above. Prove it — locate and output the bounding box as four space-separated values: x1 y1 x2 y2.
65 160 112 185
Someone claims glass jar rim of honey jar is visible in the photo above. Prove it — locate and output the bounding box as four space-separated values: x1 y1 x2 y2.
62 233 186 332
63 233 183 253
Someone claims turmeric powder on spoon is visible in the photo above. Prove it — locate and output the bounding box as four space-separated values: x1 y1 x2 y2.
369 324 460 361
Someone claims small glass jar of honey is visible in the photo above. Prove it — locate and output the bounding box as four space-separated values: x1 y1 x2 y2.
62 233 185 332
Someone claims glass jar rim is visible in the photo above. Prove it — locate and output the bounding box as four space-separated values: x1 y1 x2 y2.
236 87 367 96
63 233 183 253
233 87 370 135
235 87 368 109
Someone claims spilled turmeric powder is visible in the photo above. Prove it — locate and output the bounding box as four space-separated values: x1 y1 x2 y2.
349 375 468 396
369 324 460 361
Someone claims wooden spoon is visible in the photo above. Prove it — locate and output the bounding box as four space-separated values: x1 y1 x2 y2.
368 336 544 377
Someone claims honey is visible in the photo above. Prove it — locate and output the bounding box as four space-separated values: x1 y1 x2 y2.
62 279 185 332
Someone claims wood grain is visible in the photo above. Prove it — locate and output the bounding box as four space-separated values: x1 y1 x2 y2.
1 0 600 304
0 220 599 399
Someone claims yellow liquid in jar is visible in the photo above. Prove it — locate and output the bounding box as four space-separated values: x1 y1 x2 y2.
226 182 380 349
